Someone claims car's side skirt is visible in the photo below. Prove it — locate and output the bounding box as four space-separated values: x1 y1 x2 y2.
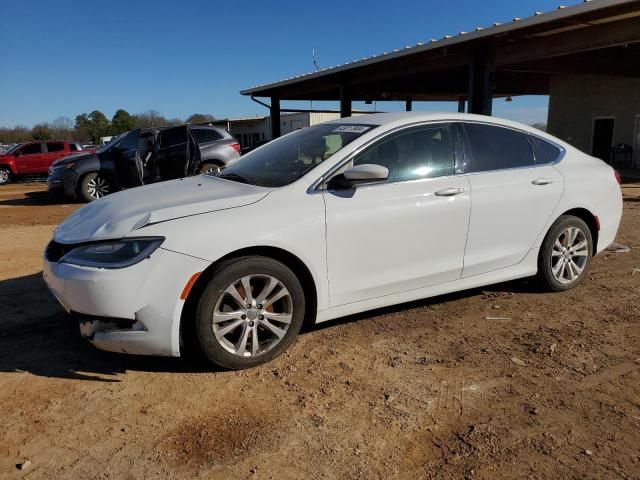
315 248 539 324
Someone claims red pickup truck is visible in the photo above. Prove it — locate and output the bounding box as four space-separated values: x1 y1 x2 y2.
0 140 89 185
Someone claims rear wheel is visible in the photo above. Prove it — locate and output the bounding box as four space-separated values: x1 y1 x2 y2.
192 256 305 369
0 168 11 185
79 172 113 202
538 215 592 291
198 162 221 175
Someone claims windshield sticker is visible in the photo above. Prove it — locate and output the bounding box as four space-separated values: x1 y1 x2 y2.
332 125 372 134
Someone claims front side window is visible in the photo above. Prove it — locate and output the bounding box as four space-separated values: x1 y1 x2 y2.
118 130 142 151
69 143 80 152
217 123 377 188
353 124 455 182
46 142 65 152
464 123 534 172
18 143 42 155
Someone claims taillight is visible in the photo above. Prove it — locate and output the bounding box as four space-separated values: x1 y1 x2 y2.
614 170 621 184
229 143 241 154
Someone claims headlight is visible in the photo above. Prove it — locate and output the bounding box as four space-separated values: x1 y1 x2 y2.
54 161 76 170
60 237 164 269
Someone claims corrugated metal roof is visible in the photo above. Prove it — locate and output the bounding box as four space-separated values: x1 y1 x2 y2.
241 0 636 96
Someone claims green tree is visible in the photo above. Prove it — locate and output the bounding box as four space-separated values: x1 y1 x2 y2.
111 109 135 134
75 110 112 143
32 123 52 140
74 113 91 142
186 113 215 124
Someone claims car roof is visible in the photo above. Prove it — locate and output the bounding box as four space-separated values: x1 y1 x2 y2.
326 112 567 148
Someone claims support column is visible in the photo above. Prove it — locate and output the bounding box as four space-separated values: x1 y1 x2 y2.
340 86 352 118
468 48 494 115
458 99 466 113
270 97 281 139
405 98 413 112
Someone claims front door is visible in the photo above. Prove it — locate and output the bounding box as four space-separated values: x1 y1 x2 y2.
592 117 615 162
460 123 564 277
111 129 142 188
14 142 46 174
323 123 471 306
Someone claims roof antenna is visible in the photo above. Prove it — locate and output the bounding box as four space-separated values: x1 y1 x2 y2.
311 48 320 111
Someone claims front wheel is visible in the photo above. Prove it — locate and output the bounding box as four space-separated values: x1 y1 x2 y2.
0 168 11 185
192 256 305 369
79 172 113 202
538 215 593 292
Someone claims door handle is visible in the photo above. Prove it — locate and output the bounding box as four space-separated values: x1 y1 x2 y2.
532 178 554 185
435 187 465 196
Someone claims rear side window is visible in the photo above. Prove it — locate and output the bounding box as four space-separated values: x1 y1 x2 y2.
190 128 222 144
528 135 561 164
46 142 65 152
354 124 455 182
159 127 187 147
19 143 43 155
464 123 534 172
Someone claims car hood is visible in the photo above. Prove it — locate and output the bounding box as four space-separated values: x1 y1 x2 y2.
52 151 95 166
54 176 271 244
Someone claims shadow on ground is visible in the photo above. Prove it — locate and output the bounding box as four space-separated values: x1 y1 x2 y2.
0 271 538 381
0 189 74 207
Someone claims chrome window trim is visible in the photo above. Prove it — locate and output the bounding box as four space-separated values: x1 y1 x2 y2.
459 121 566 175
308 119 566 194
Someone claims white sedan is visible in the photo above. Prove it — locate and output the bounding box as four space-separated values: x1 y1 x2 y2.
43 113 622 369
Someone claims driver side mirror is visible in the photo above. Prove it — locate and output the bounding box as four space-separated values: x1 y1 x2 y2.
326 163 389 190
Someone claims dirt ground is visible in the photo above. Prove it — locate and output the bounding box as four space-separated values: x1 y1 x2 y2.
0 180 639 480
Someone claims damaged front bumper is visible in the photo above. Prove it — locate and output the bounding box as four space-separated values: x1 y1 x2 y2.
42 247 211 357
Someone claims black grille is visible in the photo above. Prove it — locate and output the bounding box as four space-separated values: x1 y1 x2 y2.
45 240 77 262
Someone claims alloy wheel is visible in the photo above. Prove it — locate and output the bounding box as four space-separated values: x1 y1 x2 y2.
0 169 9 184
550 226 589 284
87 176 110 199
212 274 293 357
201 165 221 175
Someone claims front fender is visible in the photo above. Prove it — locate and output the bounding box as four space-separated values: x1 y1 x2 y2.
137 189 330 310
0 159 17 174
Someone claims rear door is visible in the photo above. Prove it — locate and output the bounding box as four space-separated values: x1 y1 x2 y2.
157 126 197 181
460 122 564 277
45 142 68 168
14 142 45 173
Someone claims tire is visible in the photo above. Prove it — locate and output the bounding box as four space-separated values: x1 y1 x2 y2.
0 167 11 185
538 215 593 292
192 256 305 369
79 172 113 202
197 162 221 175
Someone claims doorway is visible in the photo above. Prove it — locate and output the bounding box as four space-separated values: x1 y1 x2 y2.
591 117 615 162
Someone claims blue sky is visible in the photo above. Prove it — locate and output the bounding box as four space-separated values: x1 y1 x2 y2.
0 0 571 128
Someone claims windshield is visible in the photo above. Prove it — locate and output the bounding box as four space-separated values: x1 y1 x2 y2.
96 132 126 153
5 143 24 154
215 123 377 187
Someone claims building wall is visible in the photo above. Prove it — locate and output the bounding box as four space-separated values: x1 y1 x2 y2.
548 74 640 166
